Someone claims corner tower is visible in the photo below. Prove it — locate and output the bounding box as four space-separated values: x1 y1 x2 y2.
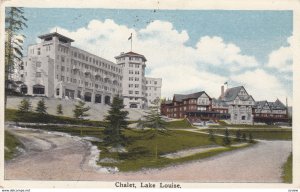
115 51 147 108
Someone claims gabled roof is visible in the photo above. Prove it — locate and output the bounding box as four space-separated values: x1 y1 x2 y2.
256 99 286 110
221 86 243 102
269 99 286 110
173 91 209 102
212 98 229 107
115 51 147 61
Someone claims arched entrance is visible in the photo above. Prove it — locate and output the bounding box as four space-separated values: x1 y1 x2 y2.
130 103 138 108
20 84 28 94
104 96 111 105
84 92 92 102
33 84 45 94
95 94 102 103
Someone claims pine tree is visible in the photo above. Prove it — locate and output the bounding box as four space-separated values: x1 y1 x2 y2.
5 7 27 108
56 104 63 115
235 129 241 142
15 98 31 123
103 96 128 148
73 101 90 119
35 99 47 114
18 98 31 112
222 128 231 146
209 129 216 143
249 133 254 143
242 133 247 142
141 98 167 160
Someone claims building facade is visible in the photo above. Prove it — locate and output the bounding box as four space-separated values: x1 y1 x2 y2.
160 91 221 122
253 99 288 123
146 77 162 107
20 32 123 104
18 32 162 107
115 51 162 109
216 86 255 124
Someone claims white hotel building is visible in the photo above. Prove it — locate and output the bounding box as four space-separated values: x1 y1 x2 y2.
18 32 161 108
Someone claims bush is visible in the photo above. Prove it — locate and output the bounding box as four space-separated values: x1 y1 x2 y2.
222 128 231 146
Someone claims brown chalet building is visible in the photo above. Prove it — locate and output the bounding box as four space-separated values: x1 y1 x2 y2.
161 91 222 122
253 99 288 123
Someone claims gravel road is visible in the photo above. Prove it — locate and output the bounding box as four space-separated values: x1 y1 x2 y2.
5 127 292 182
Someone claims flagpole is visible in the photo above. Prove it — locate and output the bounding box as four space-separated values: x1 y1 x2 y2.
131 36 132 51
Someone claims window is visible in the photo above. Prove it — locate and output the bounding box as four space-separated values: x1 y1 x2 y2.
135 71 139 75
36 62 41 67
61 66 65 71
61 76 65 82
61 56 65 62
154 81 157 85
135 64 139 68
135 91 139 94
37 48 41 55
135 77 139 81
36 72 41 77
129 84 133 88
129 70 133 74
56 88 60 96
129 90 133 94
135 84 139 88
129 77 133 81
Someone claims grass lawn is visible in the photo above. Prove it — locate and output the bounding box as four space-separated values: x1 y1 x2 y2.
201 128 292 140
98 129 251 172
5 131 24 160
15 124 252 172
164 119 193 129
282 153 292 183
5 108 107 127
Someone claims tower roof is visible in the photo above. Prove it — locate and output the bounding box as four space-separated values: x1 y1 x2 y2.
115 51 147 62
38 32 74 43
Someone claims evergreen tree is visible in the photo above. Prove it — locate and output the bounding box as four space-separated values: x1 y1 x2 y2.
56 104 63 115
242 133 247 142
142 98 166 129
235 129 241 142
222 128 231 146
249 133 254 143
5 7 27 108
35 99 47 114
73 101 90 119
17 98 31 112
15 98 31 123
209 129 216 143
141 98 167 160
103 96 128 148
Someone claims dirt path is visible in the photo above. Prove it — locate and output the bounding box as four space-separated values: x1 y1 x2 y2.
5 127 292 182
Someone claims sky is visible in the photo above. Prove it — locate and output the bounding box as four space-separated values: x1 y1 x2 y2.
17 8 293 104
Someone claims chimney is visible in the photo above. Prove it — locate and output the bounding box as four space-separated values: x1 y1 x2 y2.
221 85 225 99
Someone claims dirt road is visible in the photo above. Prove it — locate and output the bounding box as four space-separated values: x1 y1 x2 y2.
5 127 292 182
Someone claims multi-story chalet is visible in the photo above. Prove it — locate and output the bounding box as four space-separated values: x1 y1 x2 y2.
253 99 288 123
20 32 123 104
115 51 162 109
215 85 255 124
16 32 162 107
160 91 221 122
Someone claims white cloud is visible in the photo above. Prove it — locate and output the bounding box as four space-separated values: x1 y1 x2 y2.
48 19 291 102
231 69 292 104
267 36 293 72
196 36 259 71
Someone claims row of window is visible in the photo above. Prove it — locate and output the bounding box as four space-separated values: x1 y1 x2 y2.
146 80 158 85
129 90 140 95
71 59 121 74
129 63 140 68
129 77 140 81
129 70 140 75
128 84 140 88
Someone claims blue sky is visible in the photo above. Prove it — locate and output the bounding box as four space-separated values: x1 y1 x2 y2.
17 8 293 103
